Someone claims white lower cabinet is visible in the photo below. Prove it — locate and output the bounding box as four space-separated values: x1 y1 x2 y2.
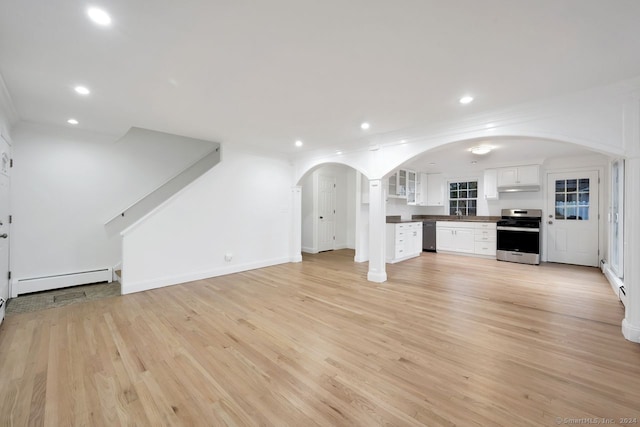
436 221 496 258
473 222 497 256
436 222 475 253
386 222 423 263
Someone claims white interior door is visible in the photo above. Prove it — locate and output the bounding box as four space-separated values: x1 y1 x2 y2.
546 170 599 266
0 135 11 322
317 174 336 252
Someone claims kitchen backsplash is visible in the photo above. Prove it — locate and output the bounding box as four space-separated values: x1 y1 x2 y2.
385 197 445 220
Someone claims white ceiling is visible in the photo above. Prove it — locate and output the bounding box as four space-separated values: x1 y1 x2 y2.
2 1 640 156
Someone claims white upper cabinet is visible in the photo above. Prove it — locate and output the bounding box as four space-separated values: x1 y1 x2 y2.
388 169 410 198
516 165 540 184
417 173 444 206
406 170 417 205
425 173 444 206
497 165 540 191
388 169 417 201
483 169 499 200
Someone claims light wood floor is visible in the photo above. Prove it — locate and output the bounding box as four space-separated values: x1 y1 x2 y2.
1 250 639 426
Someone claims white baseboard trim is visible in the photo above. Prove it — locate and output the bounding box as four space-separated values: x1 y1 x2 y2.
602 262 625 306
15 268 113 296
354 255 368 263
290 254 303 263
302 246 318 254
622 319 640 343
367 271 387 283
121 257 291 295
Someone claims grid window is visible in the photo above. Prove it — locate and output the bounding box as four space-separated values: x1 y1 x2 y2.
555 178 590 220
449 180 477 216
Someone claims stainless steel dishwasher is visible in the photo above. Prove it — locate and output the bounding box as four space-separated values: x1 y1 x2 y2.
422 220 436 252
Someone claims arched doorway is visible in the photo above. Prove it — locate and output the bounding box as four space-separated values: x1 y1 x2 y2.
296 162 370 263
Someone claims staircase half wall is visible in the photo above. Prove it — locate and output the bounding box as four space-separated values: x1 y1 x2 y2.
105 127 221 236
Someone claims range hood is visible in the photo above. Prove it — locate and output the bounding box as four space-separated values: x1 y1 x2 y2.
497 184 541 193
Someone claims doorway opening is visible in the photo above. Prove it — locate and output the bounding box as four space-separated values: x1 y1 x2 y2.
299 164 362 256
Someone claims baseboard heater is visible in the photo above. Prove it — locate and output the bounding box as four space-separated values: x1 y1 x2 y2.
14 268 112 296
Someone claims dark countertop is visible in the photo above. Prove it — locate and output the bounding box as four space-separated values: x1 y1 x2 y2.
411 215 501 223
386 216 423 224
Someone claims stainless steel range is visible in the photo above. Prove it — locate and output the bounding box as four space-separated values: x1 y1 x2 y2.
496 209 542 265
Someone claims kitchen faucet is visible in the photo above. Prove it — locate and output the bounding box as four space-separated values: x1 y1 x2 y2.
455 210 463 219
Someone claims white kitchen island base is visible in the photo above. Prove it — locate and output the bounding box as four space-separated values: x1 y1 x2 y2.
386 222 423 263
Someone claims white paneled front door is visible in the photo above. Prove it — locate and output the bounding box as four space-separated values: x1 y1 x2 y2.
546 170 599 267
317 174 336 252
0 135 11 322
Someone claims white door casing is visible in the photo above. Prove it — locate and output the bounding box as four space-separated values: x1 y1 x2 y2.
317 174 336 252
0 134 11 323
546 170 599 267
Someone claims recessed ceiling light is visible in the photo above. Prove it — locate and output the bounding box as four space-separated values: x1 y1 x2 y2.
67 118 79 125
400 140 407 144
87 7 112 26
485 123 495 129
470 145 493 155
336 150 343 155
360 122 370 130
295 140 303 147
74 86 90 95
459 96 474 104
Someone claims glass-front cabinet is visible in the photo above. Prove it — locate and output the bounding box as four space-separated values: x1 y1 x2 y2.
406 170 417 205
388 169 415 199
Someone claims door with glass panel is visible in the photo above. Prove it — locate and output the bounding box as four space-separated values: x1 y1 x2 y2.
546 171 599 266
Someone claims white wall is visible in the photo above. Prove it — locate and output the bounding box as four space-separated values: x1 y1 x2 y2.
386 197 430 219
10 122 214 281
121 146 294 294
300 164 356 253
346 169 356 248
0 76 17 141
300 171 314 252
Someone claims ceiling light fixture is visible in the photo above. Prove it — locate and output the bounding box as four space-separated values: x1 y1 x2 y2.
87 7 112 26
74 86 90 95
67 118 79 125
336 150 343 155
469 145 493 155
295 140 303 147
459 95 474 104
360 122 370 130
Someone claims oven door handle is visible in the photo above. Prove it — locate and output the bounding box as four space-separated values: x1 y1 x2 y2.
497 226 540 232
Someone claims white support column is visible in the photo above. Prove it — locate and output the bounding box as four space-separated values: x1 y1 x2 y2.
290 186 303 263
354 172 369 263
354 172 362 262
367 179 387 282
622 157 640 342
